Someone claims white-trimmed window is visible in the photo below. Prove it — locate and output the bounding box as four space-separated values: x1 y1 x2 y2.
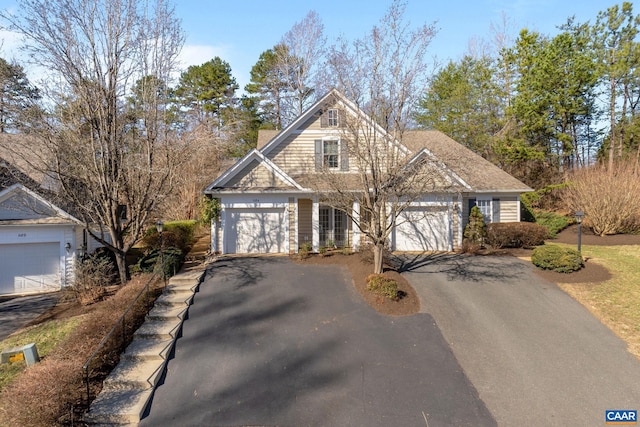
315 138 348 171
327 109 339 127
475 198 500 223
323 139 339 168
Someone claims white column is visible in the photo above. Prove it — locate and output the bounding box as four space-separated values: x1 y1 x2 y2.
312 198 319 252
211 216 218 254
293 199 299 253
352 200 360 251
220 209 227 255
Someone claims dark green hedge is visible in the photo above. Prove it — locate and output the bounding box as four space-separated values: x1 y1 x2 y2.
486 222 549 248
135 247 184 278
142 220 197 252
531 245 584 273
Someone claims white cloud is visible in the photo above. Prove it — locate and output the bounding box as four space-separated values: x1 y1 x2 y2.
0 29 24 60
177 44 230 71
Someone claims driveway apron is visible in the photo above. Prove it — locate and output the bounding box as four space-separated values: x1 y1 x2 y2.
401 254 640 427
140 256 495 427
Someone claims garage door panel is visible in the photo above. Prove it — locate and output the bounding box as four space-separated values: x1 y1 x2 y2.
227 209 284 254
395 207 450 252
0 243 61 294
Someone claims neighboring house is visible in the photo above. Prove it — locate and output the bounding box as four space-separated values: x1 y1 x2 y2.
205 89 532 255
0 183 101 296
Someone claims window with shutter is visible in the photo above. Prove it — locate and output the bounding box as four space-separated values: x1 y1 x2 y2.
323 140 339 168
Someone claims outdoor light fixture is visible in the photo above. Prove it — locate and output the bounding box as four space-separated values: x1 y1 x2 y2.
156 220 164 234
575 211 584 252
65 242 71 252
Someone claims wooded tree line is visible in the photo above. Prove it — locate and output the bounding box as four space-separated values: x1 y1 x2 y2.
1 0 638 282
3 3 638 189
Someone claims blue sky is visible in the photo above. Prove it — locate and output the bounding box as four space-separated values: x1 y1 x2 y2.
0 0 624 90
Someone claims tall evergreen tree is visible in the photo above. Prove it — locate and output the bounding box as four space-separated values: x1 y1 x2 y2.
415 55 504 158
0 58 40 133
174 57 239 131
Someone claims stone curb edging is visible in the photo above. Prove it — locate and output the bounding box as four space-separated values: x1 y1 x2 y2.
83 269 205 426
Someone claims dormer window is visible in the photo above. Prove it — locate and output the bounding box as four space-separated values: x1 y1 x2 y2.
327 109 339 127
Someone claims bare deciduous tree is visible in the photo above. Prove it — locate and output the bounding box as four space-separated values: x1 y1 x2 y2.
0 0 185 284
279 10 326 119
318 0 442 274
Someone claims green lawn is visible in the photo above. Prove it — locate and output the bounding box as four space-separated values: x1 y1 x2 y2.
0 316 84 391
555 244 640 359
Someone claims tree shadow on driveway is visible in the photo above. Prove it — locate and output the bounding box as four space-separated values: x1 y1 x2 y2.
394 253 529 283
141 256 496 427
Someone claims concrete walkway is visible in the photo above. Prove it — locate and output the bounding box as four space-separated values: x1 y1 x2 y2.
84 269 205 425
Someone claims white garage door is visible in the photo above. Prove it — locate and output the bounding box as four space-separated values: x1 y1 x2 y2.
0 242 61 295
394 207 451 252
226 209 285 254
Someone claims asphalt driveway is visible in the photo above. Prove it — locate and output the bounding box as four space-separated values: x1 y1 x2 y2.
400 254 640 427
141 256 495 427
0 293 60 341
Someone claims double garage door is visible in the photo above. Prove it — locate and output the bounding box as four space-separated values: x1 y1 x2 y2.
394 207 451 252
0 242 61 295
225 208 285 254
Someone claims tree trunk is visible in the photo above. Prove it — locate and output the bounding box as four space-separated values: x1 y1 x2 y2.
373 243 384 275
609 75 616 172
114 250 130 286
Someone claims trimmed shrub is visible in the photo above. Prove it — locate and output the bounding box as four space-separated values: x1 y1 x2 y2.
366 274 399 301
142 220 197 252
136 247 184 278
486 222 549 248
531 245 584 273
534 211 573 237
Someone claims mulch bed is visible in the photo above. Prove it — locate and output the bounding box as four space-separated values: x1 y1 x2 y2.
523 225 639 284
293 251 420 316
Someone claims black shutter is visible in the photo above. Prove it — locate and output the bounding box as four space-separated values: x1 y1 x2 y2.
340 140 349 171
339 109 346 128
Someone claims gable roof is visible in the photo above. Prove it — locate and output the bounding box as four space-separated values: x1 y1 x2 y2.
206 89 532 196
0 183 81 224
402 130 532 193
260 89 410 158
205 149 305 193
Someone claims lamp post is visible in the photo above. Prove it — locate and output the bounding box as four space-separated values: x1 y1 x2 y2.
575 211 584 253
156 220 165 285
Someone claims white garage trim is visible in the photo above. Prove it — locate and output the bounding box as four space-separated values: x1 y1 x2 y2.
392 206 452 252
222 208 287 254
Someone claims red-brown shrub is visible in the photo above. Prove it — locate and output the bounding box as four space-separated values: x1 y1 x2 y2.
486 222 549 248
563 161 640 235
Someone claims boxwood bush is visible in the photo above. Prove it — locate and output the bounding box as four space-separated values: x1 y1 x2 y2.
135 247 184 278
485 222 549 248
531 245 584 273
